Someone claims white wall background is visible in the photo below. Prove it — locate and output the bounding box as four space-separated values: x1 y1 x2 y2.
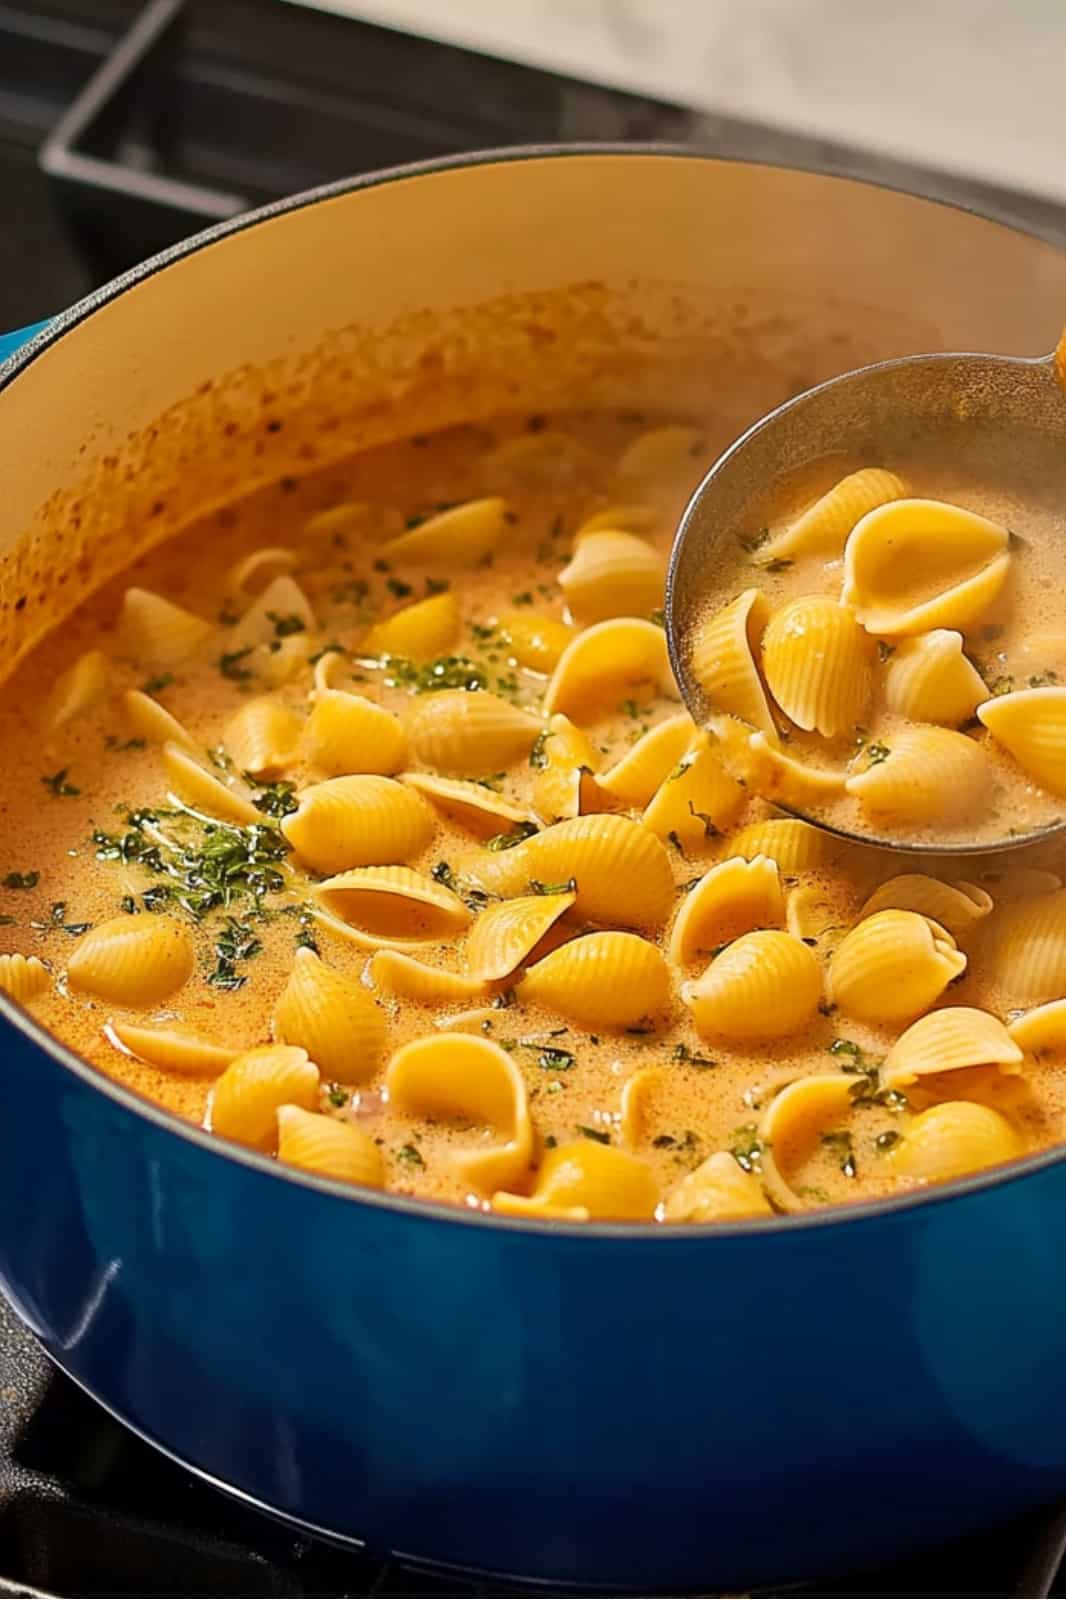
293 0 1066 204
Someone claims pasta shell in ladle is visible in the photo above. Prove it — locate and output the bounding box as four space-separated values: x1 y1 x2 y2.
761 595 873 737
883 630 987 726
842 498 1010 636
688 588 776 737
978 686 1066 798
846 725 992 825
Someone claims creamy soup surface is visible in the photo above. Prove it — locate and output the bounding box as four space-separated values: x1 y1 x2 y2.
2 410 1066 1224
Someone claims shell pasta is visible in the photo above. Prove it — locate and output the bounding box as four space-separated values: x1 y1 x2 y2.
2 414 1066 1223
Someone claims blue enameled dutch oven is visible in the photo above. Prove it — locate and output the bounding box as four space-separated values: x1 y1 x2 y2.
2 148 1066 1591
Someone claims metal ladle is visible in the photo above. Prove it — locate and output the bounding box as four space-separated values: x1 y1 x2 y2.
665 335 1066 856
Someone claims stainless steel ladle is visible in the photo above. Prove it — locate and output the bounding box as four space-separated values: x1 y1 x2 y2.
665 335 1066 856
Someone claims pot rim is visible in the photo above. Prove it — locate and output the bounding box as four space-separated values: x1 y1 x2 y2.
2 139 1063 1241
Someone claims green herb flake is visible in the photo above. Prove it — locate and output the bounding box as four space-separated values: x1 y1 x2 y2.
252 780 298 819
875 1130 901 1154
266 610 306 639
486 822 538 852
820 1129 857 1178
381 654 488 694
533 1045 575 1072
671 1042 716 1068
219 647 255 682
865 742 891 766
396 1143 425 1168
42 768 80 797
207 915 263 991
3 871 38 890
761 557 794 573
1029 670 1059 688
576 1124 610 1145
105 734 147 753
738 527 770 554
141 671 175 695
385 577 413 599
877 641 895 663
730 1124 764 1173
528 877 576 897
511 591 534 606
326 1084 349 1109
529 730 550 770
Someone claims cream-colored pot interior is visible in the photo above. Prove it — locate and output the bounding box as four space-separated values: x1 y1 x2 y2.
1 151 1065 673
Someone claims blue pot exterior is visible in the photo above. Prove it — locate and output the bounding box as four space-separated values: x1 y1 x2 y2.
3 1011 1066 1591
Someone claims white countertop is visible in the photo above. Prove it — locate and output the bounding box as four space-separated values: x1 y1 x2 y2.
290 0 1066 206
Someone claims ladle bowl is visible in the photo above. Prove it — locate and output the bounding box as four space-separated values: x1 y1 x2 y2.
666 340 1066 856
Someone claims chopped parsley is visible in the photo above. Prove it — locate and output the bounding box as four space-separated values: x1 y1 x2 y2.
576 1124 610 1145
385 577 413 599
528 877 576 896
760 557 793 573
875 1130 901 1153
379 654 488 694
207 916 262 990
326 1084 349 1109
485 822 538 852
252 780 298 819
396 1143 425 1168
877 641 895 663
820 1129 857 1178
219 647 255 682
529 1044 575 1072
529 730 550 769
987 674 1015 697
738 528 770 554
511 591 533 606
266 610 306 637
864 742 891 766
141 671 175 695
1029 670 1059 688
104 734 147 752
671 1042 716 1068
3 871 38 890
41 768 80 797
730 1124 764 1173
687 801 719 838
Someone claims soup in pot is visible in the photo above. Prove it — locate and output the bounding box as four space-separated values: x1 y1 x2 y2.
1 412 1065 1223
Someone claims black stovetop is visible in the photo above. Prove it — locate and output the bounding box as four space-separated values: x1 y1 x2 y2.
4 5 1066 1595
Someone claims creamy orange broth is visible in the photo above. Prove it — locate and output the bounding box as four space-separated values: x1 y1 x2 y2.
1 410 1065 1221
